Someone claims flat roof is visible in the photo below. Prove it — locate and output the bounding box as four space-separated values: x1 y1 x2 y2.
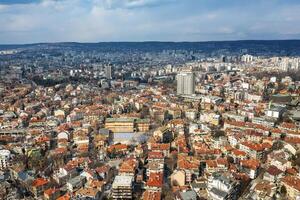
106 118 135 123
112 175 133 187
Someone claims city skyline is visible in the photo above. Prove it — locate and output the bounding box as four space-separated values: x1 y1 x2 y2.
1 0 300 44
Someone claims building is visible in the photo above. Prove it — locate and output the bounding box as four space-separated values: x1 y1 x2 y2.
177 71 195 95
136 118 150 132
105 118 135 133
282 176 300 199
111 175 134 199
175 190 198 200
66 176 86 192
0 149 11 170
31 178 50 198
207 172 241 200
170 170 186 186
241 54 254 62
105 65 112 79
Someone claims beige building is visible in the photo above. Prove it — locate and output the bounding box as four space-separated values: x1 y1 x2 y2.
136 119 150 132
105 117 150 133
282 176 300 200
170 170 186 186
105 118 135 133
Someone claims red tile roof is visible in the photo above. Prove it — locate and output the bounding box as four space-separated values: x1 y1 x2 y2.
56 193 70 200
148 152 164 160
44 188 59 196
146 172 163 188
282 176 300 192
240 159 260 170
143 190 161 200
266 165 283 176
32 178 49 187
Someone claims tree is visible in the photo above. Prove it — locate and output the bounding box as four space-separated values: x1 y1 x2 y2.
162 185 174 200
280 185 287 195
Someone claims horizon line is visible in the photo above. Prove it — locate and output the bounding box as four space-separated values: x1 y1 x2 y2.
1 39 300 46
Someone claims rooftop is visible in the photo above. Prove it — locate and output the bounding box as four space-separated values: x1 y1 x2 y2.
112 175 134 187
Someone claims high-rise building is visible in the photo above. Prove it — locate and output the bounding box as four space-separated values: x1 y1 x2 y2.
176 71 195 95
105 65 112 79
0 149 11 170
112 175 134 199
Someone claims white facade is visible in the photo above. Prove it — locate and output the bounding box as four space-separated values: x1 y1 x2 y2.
0 149 11 170
105 65 112 79
176 71 195 95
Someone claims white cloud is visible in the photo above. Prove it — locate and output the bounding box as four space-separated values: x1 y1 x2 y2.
0 0 300 43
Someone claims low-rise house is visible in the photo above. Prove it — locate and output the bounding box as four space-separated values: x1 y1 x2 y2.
142 190 161 200
170 170 186 186
119 158 137 176
252 180 276 200
30 178 51 198
175 190 198 200
281 176 300 200
44 188 61 200
148 151 164 163
270 157 292 172
207 172 241 200
95 165 113 182
205 158 228 174
240 159 260 179
239 141 268 160
146 172 164 191
263 165 283 183
66 176 86 192
75 187 102 200
177 154 200 183
231 149 247 163
53 165 78 185
147 160 164 178
148 143 170 157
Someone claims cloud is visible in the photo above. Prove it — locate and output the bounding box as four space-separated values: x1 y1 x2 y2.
0 0 300 43
0 0 40 5
100 0 175 9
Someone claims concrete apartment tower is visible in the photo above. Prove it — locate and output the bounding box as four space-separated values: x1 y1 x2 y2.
176 71 195 95
105 65 112 79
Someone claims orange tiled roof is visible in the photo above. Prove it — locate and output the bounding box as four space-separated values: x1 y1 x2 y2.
56 193 70 200
151 143 170 151
240 159 260 170
282 176 300 192
240 141 265 152
266 165 283 176
32 178 49 187
95 165 110 174
119 158 137 174
286 168 298 175
143 190 161 200
232 149 247 157
177 155 199 170
44 188 59 196
107 144 128 152
148 152 164 160
146 172 163 188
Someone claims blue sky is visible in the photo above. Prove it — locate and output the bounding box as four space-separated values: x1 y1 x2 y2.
0 0 300 44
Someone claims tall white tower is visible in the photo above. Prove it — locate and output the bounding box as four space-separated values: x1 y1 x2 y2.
177 71 195 95
105 65 112 79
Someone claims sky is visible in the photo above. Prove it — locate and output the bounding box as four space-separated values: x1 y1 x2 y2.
0 0 300 44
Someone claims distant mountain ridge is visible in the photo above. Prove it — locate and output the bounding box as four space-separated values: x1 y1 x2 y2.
1 40 300 56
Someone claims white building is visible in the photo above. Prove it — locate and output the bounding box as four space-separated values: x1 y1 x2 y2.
112 175 134 199
176 71 195 95
241 54 254 63
207 172 240 200
105 65 112 79
0 149 11 170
